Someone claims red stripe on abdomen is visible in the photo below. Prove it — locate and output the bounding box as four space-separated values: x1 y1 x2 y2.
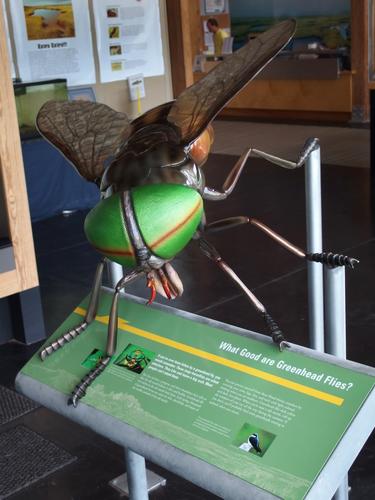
150 198 202 250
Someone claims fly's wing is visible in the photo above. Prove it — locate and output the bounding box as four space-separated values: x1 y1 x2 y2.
36 100 132 182
167 19 296 146
130 101 175 132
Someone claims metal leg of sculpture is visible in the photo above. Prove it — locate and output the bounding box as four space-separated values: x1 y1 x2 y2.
202 138 319 201
205 216 358 270
40 259 106 361
68 269 142 407
198 237 288 350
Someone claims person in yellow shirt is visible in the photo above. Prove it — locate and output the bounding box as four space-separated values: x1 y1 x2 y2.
206 18 229 59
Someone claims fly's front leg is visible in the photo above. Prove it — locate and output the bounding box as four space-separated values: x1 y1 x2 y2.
203 138 319 201
197 237 288 350
205 217 359 269
69 269 143 407
40 259 105 361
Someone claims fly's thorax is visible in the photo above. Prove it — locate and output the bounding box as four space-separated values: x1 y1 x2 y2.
84 184 203 268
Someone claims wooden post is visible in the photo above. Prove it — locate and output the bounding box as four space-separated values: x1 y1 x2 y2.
166 0 199 97
0 5 39 298
351 0 369 121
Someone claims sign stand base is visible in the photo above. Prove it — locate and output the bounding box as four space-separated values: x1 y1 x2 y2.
109 468 166 497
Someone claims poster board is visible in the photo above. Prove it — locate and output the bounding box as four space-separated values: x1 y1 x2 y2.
93 0 164 83
10 0 95 85
18 290 375 500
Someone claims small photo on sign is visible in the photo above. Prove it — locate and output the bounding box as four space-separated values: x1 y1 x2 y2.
114 343 155 374
81 348 106 369
232 423 276 457
111 61 123 71
108 25 120 39
109 45 122 56
106 7 119 18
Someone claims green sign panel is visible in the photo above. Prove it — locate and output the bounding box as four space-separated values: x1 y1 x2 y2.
22 291 375 499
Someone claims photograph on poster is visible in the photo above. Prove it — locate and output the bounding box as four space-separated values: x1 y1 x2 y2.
108 25 120 38
109 44 122 55
114 343 154 374
23 0 75 40
111 61 123 71
106 7 119 18
233 423 276 457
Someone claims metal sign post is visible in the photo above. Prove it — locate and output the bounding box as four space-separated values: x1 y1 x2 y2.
124 449 149 500
325 266 348 500
304 140 349 500
304 141 325 352
108 261 165 499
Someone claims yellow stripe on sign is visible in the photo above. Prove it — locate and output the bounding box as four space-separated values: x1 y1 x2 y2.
74 307 344 406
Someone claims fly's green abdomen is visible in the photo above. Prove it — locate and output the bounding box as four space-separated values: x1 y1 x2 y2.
132 184 203 260
84 193 136 267
84 184 203 266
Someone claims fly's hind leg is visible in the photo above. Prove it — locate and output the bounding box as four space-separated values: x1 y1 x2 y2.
40 259 106 361
68 269 143 407
198 237 288 350
205 217 359 269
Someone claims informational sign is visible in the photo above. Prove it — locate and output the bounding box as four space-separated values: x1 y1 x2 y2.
93 0 164 83
22 292 375 500
2 0 16 79
10 0 95 85
204 0 227 14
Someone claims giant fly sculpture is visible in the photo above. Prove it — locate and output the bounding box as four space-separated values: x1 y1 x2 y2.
36 20 357 407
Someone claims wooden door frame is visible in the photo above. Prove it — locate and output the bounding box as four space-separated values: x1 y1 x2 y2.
0 5 38 298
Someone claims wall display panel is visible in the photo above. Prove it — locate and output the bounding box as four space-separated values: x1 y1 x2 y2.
93 0 165 83
10 0 95 85
230 0 351 70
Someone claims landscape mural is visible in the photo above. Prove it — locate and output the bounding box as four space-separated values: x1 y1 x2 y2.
230 0 350 55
